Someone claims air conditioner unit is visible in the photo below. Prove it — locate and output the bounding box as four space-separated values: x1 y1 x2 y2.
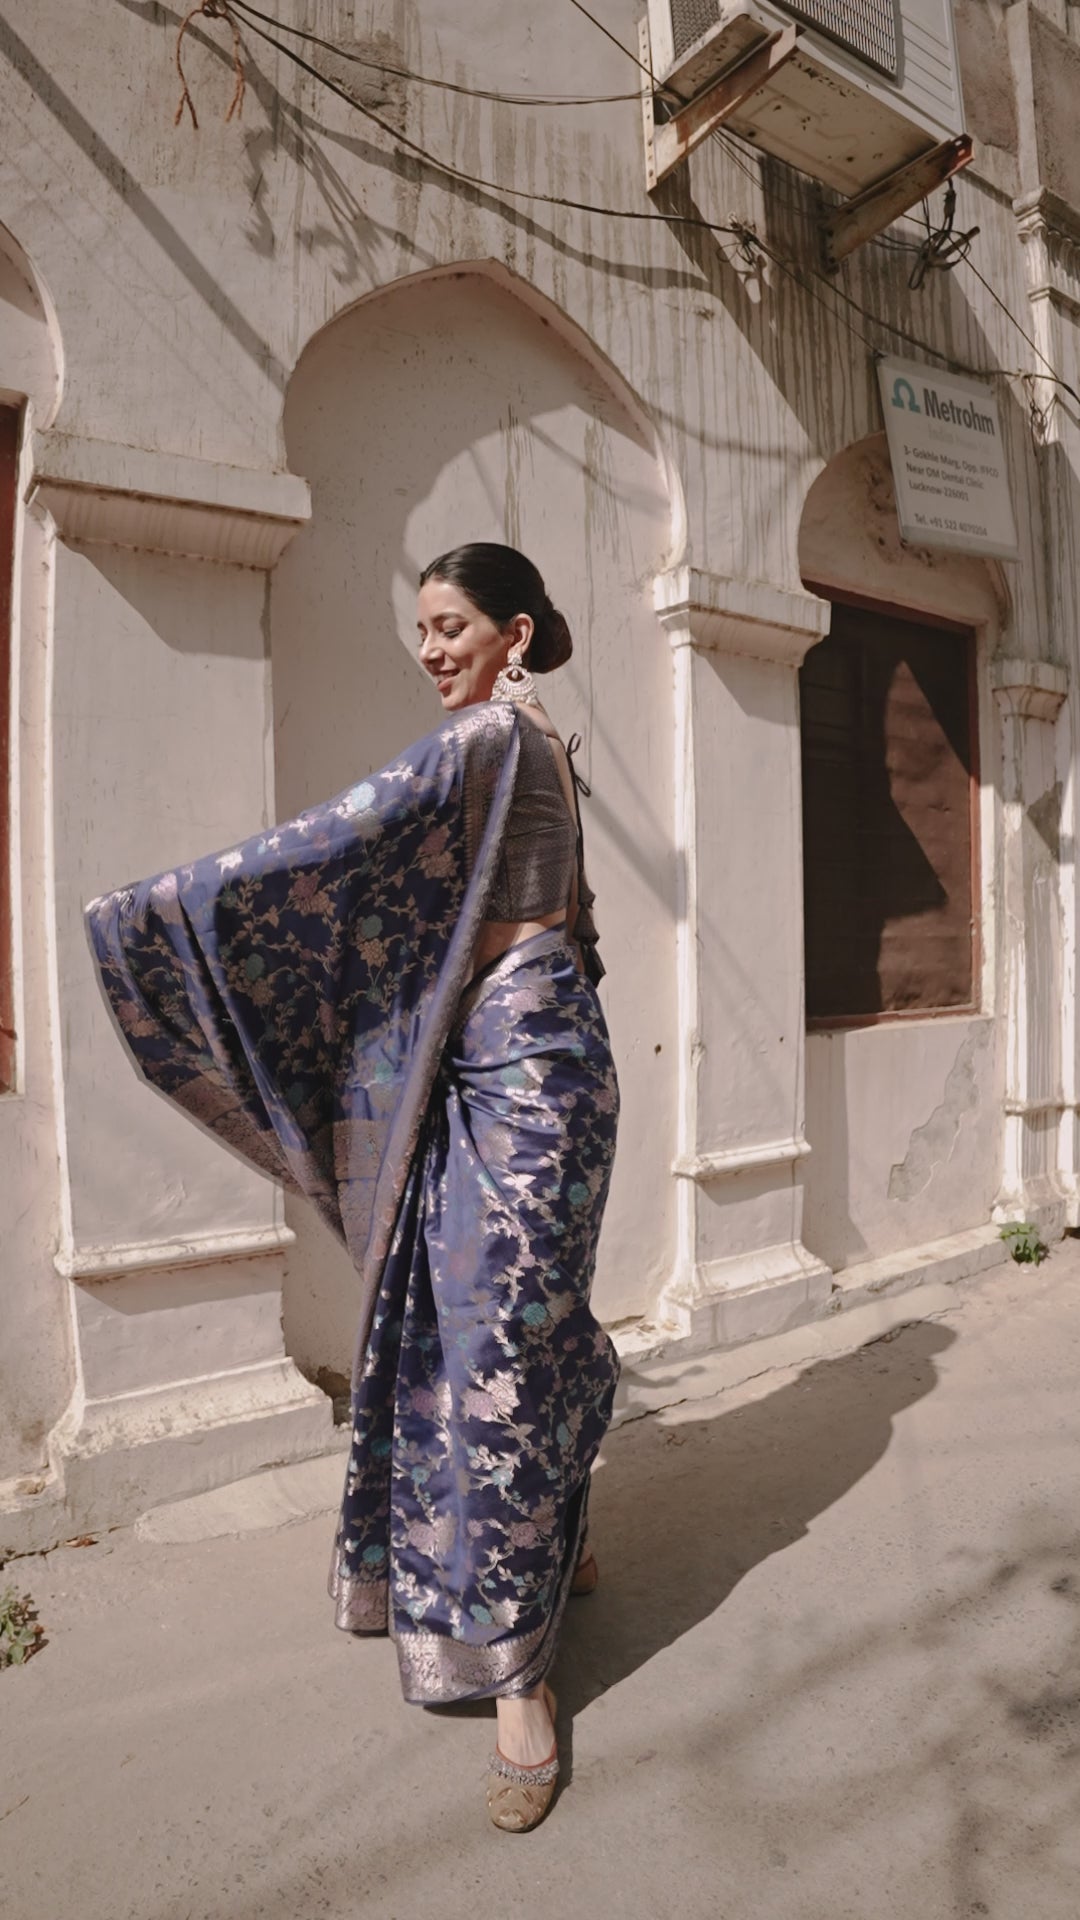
645 0 966 201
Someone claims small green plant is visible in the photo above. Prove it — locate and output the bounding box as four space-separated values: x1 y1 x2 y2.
0 1585 43 1668
1000 1221 1049 1266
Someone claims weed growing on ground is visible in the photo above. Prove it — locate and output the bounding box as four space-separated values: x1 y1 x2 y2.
1000 1221 1049 1266
0 1585 44 1667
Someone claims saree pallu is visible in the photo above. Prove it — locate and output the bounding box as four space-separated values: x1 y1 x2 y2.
84 706 527 1354
328 929 619 1701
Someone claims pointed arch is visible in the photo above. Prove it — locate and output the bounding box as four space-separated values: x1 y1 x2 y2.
0 222 63 424
272 259 680 1376
288 257 684 570
798 429 1009 642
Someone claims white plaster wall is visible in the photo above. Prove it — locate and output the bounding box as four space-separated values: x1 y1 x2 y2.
272 266 676 1377
799 436 1008 1270
52 545 282 1259
804 1017 1002 1269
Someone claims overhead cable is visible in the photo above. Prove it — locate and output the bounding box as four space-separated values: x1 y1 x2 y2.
228 0 643 105
218 1 745 241
565 0 1080 404
177 0 1080 408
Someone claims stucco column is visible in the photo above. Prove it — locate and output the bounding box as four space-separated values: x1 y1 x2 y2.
8 431 331 1550
991 658 1069 1230
1014 190 1080 1227
650 566 833 1350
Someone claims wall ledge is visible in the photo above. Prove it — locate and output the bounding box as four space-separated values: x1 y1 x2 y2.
654 566 831 665
990 654 1068 719
55 1221 296 1281
27 428 311 568
673 1134 812 1181
1014 188 1080 315
0 1360 333 1551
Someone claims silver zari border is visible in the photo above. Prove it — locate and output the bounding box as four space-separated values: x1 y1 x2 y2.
391 1481 590 1704
327 1549 389 1633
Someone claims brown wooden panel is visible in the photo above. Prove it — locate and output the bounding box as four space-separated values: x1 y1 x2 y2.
0 405 17 1091
800 598 977 1025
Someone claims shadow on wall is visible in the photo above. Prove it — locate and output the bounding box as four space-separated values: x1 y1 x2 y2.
272 263 677 1379
271 265 669 816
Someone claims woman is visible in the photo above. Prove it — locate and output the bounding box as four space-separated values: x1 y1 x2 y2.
86 543 619 1832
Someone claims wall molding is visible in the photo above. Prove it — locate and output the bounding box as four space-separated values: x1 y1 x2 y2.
27 429 311 569
1015 187 1080 317
673 1134 812 1181
55 1221 296 1281
990 655 1068 721
1003 1097 1069 1116
655 565 830 666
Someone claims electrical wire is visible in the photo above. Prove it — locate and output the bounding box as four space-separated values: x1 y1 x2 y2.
220 1 747 242
737 226 880 354
563 0 1080 405
564 0 665 92
226 0 642 106
872 185 980 290
204 0 1080 411
738 222 1072 394
961 251 1080 406
753 228 962 361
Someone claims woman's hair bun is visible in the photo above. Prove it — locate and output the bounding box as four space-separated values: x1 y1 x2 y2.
418 543 573 674
532 595 573 674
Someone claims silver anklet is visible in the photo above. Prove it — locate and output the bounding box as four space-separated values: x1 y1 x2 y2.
488 1749 559 1787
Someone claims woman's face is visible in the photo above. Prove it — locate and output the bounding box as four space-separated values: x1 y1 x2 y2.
416 577 532 712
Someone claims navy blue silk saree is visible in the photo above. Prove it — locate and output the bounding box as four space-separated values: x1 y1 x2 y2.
86 702 619 1701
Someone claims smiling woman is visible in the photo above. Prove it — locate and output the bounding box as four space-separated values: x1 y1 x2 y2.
85 539 619 1835
416 542 573 711
417 575 509 707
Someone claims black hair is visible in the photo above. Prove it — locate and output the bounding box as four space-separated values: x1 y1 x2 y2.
418 542 573 673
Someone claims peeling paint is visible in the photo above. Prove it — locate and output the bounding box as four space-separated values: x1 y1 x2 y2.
1028 780 1062 860
888 1027 992 1203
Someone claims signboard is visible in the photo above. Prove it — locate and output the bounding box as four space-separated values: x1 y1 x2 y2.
876 355 1018 560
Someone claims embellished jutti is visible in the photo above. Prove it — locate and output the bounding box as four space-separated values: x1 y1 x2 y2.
86 702 619 1702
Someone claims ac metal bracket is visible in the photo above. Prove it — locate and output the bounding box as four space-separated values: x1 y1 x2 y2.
640 14 801 191
820 133 974 270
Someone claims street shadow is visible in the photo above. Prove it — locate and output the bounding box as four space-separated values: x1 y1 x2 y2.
425 1320 956 1764
553 1318 958 1768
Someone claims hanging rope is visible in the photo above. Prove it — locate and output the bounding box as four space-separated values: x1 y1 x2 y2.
175 0 246 129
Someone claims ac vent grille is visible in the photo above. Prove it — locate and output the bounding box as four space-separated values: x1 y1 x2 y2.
671 0 723 58
668 0 899 78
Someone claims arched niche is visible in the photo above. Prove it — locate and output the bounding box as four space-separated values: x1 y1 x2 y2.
799 430 1008 640
0 223 63 422
796 430 1006 1276
271 261 677 1382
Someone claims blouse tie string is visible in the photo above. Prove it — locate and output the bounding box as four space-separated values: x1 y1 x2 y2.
563 734 605 986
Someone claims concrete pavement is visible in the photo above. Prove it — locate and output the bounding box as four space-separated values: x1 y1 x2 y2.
3 1248 1080 1920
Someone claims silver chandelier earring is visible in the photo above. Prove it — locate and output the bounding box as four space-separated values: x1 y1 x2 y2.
491 648 538 706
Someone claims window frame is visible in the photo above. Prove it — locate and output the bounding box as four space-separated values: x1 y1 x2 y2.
800 581 983 1033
